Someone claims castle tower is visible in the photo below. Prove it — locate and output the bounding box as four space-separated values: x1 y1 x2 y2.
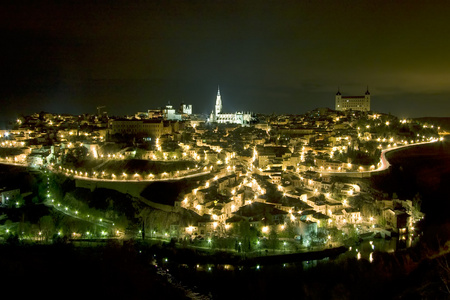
365 86 370 101
335 87 342 110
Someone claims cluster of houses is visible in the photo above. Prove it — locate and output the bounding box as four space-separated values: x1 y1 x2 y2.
0 106 433 244
174 169 363 241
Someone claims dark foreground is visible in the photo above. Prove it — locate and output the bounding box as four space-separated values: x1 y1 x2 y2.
1 238 450 300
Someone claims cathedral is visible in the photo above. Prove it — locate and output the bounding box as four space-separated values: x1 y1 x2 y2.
208 87 254 125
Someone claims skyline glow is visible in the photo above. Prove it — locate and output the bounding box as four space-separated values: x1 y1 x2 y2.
1 1 450 122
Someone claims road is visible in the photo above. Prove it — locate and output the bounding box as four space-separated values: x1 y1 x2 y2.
318 139 440 176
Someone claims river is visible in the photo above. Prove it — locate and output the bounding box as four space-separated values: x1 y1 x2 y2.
371 135 450 224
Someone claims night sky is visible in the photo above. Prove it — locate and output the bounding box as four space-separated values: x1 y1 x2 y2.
2 1 450 125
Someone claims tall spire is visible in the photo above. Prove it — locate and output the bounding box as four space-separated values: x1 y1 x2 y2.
365 85 370 95
336 86 341 95
215 85 222 116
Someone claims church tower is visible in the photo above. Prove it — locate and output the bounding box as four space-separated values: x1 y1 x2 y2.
215 86 222 116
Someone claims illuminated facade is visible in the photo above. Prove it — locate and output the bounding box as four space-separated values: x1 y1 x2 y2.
208 87 253 125
180 103 192 115
162 104 182 121
335 88 371 112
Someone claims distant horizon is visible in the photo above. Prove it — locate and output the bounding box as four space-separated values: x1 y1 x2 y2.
3 1 450 124
1 102 450 130
2 86 450 122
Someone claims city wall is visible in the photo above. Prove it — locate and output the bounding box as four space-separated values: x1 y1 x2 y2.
322 169 389 178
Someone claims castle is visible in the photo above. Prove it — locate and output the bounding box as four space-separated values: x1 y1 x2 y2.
335 88 371 112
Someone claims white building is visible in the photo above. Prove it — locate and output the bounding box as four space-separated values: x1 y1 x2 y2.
163 104 182 121
180 103 192 115
335 88 371 112
208 87 253 125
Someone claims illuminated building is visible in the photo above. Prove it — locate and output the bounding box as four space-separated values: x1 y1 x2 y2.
208 86 254 125
162 103 182 121
180 103 192 115
335 88 371 112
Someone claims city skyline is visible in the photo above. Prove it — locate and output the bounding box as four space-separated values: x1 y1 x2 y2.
2 1 450 123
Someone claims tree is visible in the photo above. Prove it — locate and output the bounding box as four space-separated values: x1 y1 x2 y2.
234 220 258 253
268 228 279 252
18 221 31 238
5 233 20 246
279 221 297 239
39 215 55 241
412 193 422 219
344 224 359 244
378 215 387 227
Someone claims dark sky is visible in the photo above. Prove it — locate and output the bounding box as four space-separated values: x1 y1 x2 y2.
1 0 450 125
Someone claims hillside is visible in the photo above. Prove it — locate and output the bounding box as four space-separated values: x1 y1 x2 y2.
414 117 450 131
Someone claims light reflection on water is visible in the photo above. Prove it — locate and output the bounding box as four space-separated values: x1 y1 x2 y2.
171 234 421 275
187 234 421 273
183 235 422 276
339 233 420 262
156 234 421 299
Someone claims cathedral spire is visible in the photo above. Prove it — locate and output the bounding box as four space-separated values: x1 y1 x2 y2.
215 85 222 116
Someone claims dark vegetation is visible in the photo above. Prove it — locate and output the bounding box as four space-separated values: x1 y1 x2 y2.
63 158 198 176
0 147 24 158
0 164 34 191
415 117 450 131
139 173 211 204
1 226 450 299
0 242 188 300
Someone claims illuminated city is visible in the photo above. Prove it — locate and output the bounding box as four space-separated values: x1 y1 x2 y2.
1 1 450 299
